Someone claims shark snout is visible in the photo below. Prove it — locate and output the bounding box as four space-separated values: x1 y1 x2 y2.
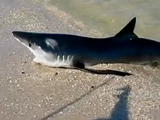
12 31 25 39
12 31 17 37
12 31 32 44
12 31 32 47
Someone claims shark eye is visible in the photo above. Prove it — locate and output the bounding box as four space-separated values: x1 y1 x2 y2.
28 42 31 47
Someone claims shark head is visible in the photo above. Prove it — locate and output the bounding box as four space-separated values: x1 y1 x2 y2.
12 31 57 63
12 31 52 48
12 31 44 48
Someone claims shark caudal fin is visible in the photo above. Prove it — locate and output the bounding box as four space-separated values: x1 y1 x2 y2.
115 17 138 37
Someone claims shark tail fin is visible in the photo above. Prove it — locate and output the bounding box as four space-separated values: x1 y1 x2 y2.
115 17 138 37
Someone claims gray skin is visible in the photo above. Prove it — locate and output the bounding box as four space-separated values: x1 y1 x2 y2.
12 17 160 70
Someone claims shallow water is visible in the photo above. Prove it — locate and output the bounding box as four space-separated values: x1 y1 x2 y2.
44 0 160 39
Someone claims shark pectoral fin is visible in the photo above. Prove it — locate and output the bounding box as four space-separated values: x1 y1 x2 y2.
115 17 138 38
45 38 58 49
72 60 85 69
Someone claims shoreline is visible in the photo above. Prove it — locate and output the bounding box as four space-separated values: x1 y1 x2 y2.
34 0 108 37
42 0 160 39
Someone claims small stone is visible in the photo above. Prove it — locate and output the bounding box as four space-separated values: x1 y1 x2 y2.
91 86 95 89
21 71 25 74
7 77 12 80
55 72 58 75
26 74 29 76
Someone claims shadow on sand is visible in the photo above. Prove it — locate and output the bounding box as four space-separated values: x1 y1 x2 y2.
94 85 131 120
60 67 132 76
40 78 131 120
40 77 114 120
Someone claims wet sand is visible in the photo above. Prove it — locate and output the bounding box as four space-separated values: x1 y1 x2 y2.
45 0 160 39
0 0 160 120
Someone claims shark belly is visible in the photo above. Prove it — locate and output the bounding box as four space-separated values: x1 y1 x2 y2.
33 54 75 68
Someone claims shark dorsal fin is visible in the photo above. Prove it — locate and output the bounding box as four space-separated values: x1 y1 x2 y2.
115 17 138 37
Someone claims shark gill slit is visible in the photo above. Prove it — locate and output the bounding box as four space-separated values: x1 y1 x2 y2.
56 55 74 64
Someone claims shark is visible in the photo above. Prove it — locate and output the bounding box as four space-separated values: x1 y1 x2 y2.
12 17 160 76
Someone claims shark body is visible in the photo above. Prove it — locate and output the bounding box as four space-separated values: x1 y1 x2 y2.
12 17 160 70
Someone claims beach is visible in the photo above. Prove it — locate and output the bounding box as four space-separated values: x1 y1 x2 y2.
0 0 160 120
